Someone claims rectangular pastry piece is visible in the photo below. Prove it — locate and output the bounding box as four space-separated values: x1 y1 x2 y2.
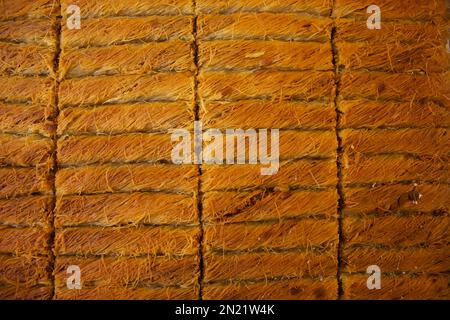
0 285 51 300
0 256 51 300
56 164 198 195
337 42 449 73
55 286 197 300
343 246 450 274
202 159 337 190
0 134 52 167
59 73 194 107
0 103 54 136
0 195 51 226
341 128 450 157
204 219 338 251
198 13 332 41
199 41 332 71
57 133 177 166
201 101 336 130
60 41 194 78
201 130 336 163
0 43 55 76
196 0 333 15
0 76 54 105
343 215 449 246
336 19 447 44
0 19 56 46
0 167 52 198
0 227 49 255
55 226 199 256
0 255 50 286
61 16 193 48
343 184 450 214
55 192 197 227
199 71 335 101
203 278 338 300
0 0 58 20
339 71 449 102
203 189 337 223
342 274 449 300
343 155 449 185
335 19 447 48
57 102 193 135
61 0 194 18
334 0 446 19
54 255 198 288
204 251 337 283
339 100 450 129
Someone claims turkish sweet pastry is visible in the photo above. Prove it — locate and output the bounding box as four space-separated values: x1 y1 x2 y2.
0 0 448 300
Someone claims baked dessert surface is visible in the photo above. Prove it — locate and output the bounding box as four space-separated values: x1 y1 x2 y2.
0 0 448 300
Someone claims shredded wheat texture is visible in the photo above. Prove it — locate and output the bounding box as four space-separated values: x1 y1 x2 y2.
0 0 448 300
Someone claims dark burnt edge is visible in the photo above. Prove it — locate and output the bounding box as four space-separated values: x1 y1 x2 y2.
330 2 345 300
192 1 205 301
49 3 63 300
221 187 276 220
